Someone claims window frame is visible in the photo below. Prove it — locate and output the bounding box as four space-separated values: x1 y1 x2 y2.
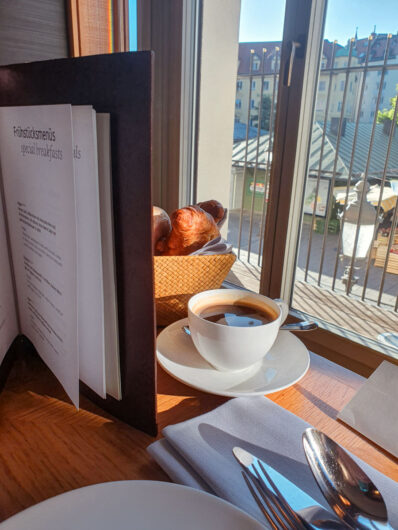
139 0 398 375
262 0 398 372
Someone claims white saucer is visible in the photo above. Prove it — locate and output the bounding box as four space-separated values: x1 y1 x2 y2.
157 318 310 397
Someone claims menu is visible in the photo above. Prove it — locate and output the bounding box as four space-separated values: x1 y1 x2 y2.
0 104 120 406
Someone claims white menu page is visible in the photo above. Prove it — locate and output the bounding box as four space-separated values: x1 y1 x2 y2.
72 106 106 399
96 113 121 400
0 105 79 407
0 191 18 363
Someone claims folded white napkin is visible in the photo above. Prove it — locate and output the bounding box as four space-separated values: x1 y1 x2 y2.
338 360 398 458
148 397 398 526
189 235 233 255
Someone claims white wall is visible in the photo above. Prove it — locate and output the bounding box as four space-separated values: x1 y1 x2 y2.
195 0 241 235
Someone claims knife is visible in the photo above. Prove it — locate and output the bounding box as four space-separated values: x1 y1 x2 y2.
233 447 349 529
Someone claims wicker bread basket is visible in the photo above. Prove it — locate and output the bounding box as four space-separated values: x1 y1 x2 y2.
154 253 236 326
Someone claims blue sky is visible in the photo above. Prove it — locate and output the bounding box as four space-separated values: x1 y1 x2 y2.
129 0 137 51
129 1 397 50
239 0 398 44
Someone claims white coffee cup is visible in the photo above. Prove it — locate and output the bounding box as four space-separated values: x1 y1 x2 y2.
188 289 288 372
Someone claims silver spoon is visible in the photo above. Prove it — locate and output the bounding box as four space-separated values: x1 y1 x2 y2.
302 428 391 529
182 320 317 336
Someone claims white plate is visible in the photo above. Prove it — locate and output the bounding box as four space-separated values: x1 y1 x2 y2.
157 318 310 397
0 481 264 530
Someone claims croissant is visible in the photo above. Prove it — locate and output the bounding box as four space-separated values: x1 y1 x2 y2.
152 206 171 253
157 206 220 256
197 200 225 224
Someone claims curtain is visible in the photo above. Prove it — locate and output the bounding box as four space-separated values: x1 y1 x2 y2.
67 0 129 57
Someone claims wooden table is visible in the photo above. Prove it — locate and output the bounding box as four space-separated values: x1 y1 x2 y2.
0 349 397 522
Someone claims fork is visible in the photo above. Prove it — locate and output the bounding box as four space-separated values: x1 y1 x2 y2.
241 468 307 529
241 462 350 529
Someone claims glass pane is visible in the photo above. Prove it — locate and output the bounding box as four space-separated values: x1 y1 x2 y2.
129 0 137 51
291 0 398 352
224 0 286 292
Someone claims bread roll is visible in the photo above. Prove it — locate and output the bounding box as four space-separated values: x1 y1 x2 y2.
157 205 220 256
153 206 171 253
197 200 225 224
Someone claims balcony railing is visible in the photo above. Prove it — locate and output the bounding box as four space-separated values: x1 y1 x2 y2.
228 36 398 347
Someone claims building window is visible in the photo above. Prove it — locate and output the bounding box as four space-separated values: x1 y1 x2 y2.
371 110 375 118
337 101 342 111
319 80 326 91
236 80 242 90
235 99 241 109
380 96 384 104
321 60 327 69
263 80 269 90
252 61 259 71
252 80 256 89
360 111 364 117
250 99 255 109
378 70 382 76
383 81 387 89
350 81 353 92
340 80 345 91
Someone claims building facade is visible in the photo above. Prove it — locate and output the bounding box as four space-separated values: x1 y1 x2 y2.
236 33 398 130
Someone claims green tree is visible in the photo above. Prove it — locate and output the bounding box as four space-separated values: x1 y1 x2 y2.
377 84 398 125
252 95 272 131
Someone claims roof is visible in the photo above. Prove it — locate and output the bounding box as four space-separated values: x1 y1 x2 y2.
238 42 281 75
232 122 346 174
324 121 398 176
346 34 398 63
232 121 398 180
233 121 267 142
321 40 342 68
237 34 398 76
335 47 358 58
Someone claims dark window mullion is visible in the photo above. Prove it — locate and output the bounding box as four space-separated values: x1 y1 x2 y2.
260 0 314 298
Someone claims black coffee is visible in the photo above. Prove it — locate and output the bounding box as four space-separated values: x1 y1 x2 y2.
198 303 277 327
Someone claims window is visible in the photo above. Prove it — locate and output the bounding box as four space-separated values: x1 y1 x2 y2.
370 110 375 117
187 0 398 378
378 70 382 76
252 80 256 89
380 96 384 104
383 81 387 89
236 80 242 90
235 99 241 109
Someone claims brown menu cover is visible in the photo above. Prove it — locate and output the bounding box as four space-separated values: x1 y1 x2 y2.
0 52 157 436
